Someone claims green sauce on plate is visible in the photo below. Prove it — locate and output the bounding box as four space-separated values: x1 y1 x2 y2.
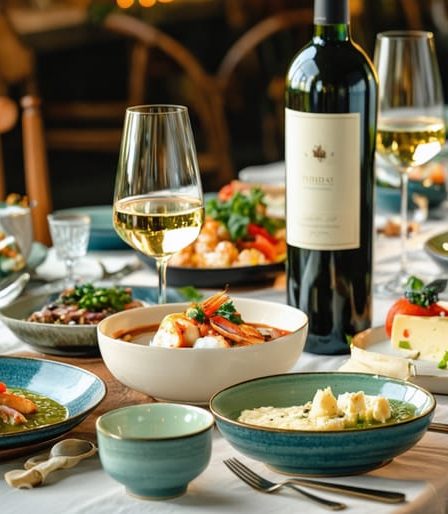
0 388 68 434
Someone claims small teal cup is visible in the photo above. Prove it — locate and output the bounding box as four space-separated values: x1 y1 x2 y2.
96 403 214 500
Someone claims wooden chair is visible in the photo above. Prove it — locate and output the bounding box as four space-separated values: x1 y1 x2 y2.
217 8 313 164
0 94 52 245
43 13 235 189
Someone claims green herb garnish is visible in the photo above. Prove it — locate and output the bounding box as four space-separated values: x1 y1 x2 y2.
398 340 411 350
404 276 447 307
205 188 282 241
215 301 243 324
58 283 132 312
178 286 203 302
186 305 206 323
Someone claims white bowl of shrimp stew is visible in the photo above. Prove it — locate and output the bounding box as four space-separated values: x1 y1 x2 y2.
97 292 308 404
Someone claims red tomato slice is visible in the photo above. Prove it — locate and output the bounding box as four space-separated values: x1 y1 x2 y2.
0 382 6 393
385 298 448 337
247 223 277 244
241 234 278 262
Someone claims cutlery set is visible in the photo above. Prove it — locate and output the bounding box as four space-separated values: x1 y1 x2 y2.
224 457 405 509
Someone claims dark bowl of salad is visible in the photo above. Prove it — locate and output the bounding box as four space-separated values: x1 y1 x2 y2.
0 284 145 357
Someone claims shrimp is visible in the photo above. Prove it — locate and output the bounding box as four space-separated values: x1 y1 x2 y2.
198 241 239 268
0 392 37 414
151 313 200 348
0 405 27 425
209 316 265 346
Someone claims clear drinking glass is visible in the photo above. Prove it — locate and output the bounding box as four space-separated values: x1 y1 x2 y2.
374 31 446 295
47 213 91 284
112 105 204 304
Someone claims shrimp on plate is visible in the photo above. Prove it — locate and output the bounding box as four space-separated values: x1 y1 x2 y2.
150 290 271 349
0 381 37 426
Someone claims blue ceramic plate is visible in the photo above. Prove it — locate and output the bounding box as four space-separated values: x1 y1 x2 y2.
0 356 106 449
210 372 435 477
0 286 182 357
55 206 127 251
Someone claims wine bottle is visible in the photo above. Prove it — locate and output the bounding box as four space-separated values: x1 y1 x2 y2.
285 0 378 354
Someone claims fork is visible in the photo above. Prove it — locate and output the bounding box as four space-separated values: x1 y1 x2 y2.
224 458 346 510
224 458 406 506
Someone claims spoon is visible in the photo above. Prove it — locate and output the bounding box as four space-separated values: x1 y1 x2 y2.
0 272 30 308
4 438 97 489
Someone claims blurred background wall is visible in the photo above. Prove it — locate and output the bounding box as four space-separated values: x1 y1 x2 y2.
1 0 447 209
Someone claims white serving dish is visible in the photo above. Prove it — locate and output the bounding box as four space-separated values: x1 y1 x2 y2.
97 298 308 404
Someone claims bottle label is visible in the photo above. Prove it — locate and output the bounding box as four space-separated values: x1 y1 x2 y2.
285 109 360 250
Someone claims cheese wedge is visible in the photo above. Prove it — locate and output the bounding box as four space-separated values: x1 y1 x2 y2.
391 314 448 362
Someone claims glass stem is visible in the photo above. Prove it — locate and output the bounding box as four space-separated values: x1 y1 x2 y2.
65 258 75 284
156 257 169 304
399 171 409 276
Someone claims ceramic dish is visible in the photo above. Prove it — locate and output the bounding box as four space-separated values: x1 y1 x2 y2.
0 287 182 357
97 403 213 499
138 255 284 288
424 231 448 271
210 372 435 476
352 325 448 395
54 206 127 251
97 298 308 404
0 356 106 450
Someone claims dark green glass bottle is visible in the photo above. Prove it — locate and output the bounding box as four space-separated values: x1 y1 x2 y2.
285 0 378 354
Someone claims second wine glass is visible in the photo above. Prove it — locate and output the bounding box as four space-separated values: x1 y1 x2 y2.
113 105 204 304
375 31 446 295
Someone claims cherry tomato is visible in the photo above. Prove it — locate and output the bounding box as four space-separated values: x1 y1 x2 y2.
0 382 6 393
385 298 448 337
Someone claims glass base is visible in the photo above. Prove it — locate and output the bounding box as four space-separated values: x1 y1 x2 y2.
374 271 410 298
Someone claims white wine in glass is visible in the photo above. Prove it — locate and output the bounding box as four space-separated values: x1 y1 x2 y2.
113 105 204 304
374 31 446 295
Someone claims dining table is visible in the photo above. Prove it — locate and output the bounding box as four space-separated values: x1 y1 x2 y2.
1 203 448 514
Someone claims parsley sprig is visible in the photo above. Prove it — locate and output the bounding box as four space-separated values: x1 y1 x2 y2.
186 299 242 324
404 276 447 307
205 188 281 241
59 284 133 312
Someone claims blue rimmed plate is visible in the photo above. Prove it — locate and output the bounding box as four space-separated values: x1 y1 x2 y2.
0 356 106 450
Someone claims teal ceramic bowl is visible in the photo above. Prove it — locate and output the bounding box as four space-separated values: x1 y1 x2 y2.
96 403 214 500
210 372 435 477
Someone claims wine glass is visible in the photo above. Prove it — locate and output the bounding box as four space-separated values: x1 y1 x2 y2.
47 213 91 285
374 31 446 295
113 105 204 304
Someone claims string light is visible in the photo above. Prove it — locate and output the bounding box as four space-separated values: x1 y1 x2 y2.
116 0 134 8
116 0 174 7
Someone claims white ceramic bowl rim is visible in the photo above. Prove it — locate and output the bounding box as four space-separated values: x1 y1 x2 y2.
97 299 308 351
209 371 436 434
96 402 215 441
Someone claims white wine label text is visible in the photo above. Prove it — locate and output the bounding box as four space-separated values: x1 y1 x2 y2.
285 110 361 250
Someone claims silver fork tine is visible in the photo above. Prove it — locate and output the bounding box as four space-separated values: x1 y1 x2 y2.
224 459 263 490
224 459 346 511
228 458 273 488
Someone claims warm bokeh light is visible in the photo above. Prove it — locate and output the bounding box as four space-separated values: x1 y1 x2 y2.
116 0 134 8
158 0 174 3
139 0 157 6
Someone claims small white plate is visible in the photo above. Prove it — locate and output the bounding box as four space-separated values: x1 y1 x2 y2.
352 326 448 395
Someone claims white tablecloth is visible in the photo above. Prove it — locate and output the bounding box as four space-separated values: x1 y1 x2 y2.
1 214 448 514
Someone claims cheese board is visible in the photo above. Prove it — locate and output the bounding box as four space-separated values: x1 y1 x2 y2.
351 326 448 395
